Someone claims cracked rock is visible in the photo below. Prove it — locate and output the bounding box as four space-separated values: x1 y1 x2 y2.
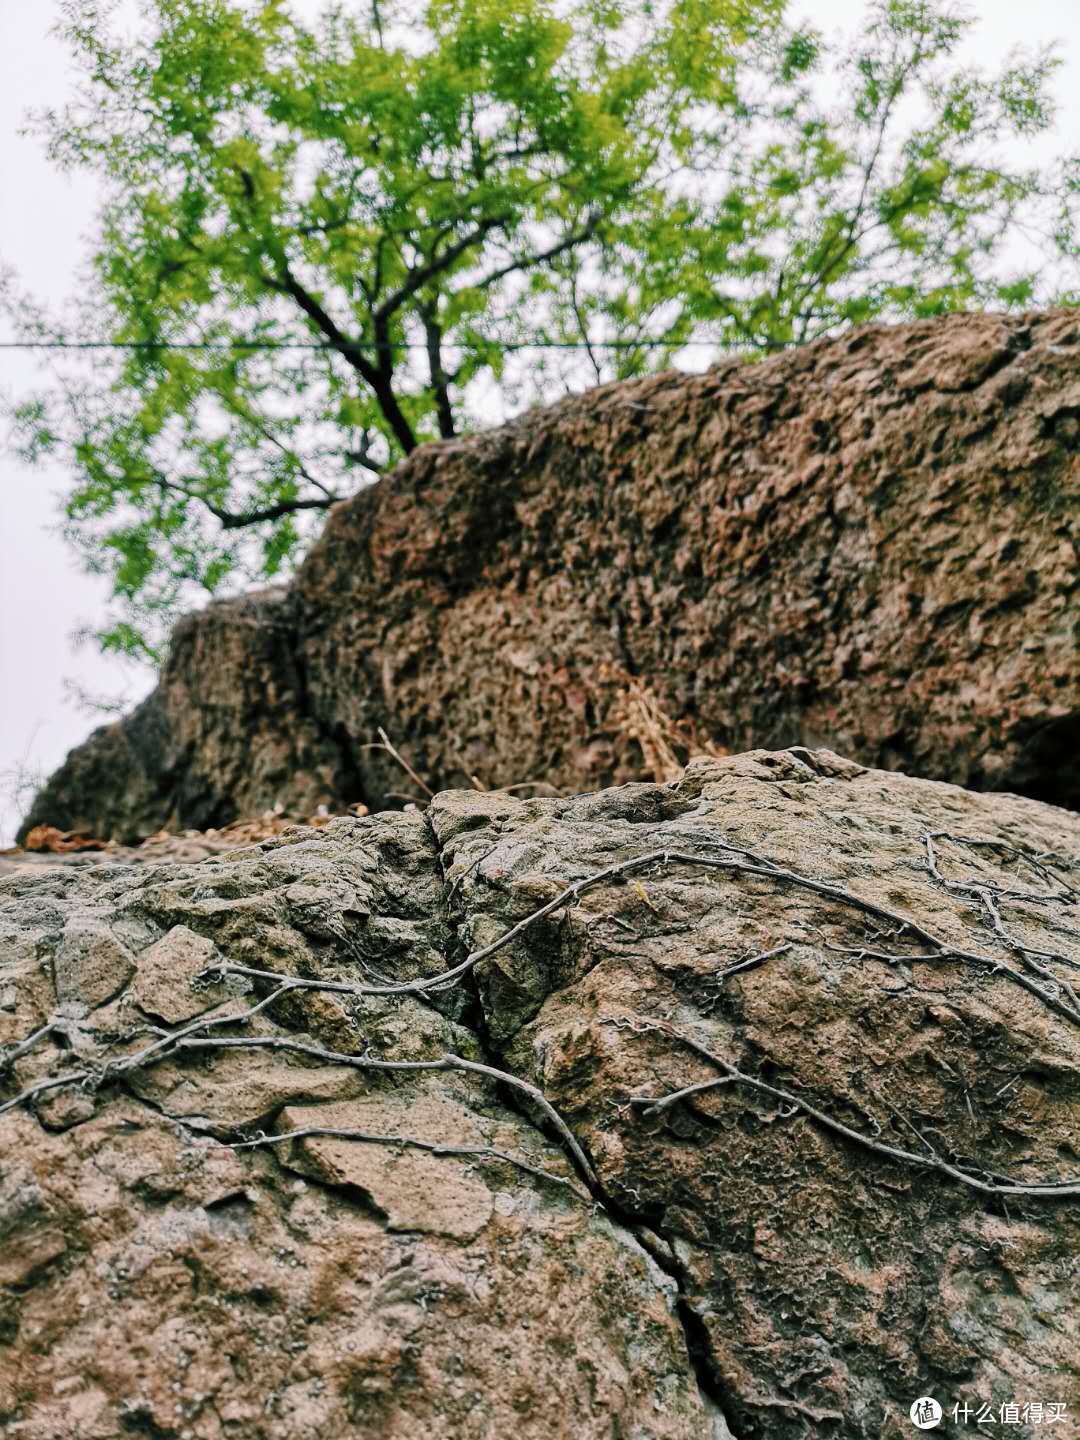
53 921 135 1009
131 924 222 1023
1 753 1079 1437
0 807 708 1439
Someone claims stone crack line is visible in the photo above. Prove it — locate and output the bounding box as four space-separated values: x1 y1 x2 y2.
3 830 1079 1205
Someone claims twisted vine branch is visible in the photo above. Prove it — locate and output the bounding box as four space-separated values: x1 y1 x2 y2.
608 1017 1080 1200
2 827 1078 1204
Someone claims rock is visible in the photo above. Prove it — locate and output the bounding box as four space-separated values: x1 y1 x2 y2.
0 1164 69 1287
130 924 221 1023
54 921 135 1009
1 752 1079 1437
19 589 349 844
436 753 1080 1437
19 310 1080 845
0 807 703 1439
277 1093 497 1239
0 811 360 878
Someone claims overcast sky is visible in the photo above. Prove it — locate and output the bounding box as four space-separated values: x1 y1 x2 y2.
2 0 1078 845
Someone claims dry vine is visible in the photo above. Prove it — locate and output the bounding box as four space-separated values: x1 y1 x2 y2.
2 826 1079 1209
231 1126 590 1199
195 840 1080 1026
608 1017 1080 1200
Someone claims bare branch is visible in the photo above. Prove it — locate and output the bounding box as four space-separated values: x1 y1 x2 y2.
375 218 505 322
473 218 599 293
230 1125 589 1199
0 1019 63 1074
0 1071 88 1119
150 471 334 530
345 429 386 476
360 727 434 799
198 843 1080 1026
263 259 417 454
605 1017 1080 1199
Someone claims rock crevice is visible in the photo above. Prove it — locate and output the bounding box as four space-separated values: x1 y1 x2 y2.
4 750 1079 1436
420 798 742 1436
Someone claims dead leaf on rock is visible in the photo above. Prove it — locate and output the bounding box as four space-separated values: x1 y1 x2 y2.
23 825 110 854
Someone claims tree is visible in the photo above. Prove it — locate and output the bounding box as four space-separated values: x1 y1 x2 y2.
4 0 1076 659
596 0 1079 354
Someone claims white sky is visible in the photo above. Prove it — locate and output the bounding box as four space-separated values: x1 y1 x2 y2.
2 0 1079 844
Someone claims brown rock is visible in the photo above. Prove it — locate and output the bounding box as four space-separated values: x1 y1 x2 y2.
2 753 1079 1437
19 589 347 844
0 801 713 1438
54 921 135 1009
278 1094 496 1239
131 924 221 1023
18 310 1080 845
432 753 1080 1437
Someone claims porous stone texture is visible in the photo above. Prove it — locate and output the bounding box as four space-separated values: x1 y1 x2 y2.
0 810 709 1439
20 309 1080 844
15 588 349 845
2 751 1079 1437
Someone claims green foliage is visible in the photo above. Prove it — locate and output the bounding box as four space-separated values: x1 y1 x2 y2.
4 0 1076 656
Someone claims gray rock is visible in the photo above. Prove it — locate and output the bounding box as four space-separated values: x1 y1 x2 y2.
54 922 135 1009
130 925 221 1023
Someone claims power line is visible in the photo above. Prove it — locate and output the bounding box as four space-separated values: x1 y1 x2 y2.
0 337 715 353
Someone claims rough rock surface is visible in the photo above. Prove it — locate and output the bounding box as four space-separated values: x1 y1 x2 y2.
21 309 1080 844
17 590 349 845
3 750 1080 1437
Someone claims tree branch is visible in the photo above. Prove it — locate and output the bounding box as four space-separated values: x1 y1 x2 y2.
264 259 417 454
345 428 387 476
473 218 599 292
421 305 456 439
374 217 505 322
151 473 334 530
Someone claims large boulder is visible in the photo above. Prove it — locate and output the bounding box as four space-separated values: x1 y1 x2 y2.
15 589 350 844
2 751 1079 1437
20 308 1080 844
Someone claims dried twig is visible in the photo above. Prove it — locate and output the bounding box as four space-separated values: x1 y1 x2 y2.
0 988 294 1117
5 829 1079 1211
603 665 727 783
0 1010 598 1193
361 727 434 799
230 1126 589 1199
629 1077 735 1116
605 1017 1080 1199
925 831 1079 904
696 943 792 1013
974 887 1080 1007
172 1035 597 1188
0 1071 88 1119
208 843 1079 1024
197 850 693 999
0 1019 63 1073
